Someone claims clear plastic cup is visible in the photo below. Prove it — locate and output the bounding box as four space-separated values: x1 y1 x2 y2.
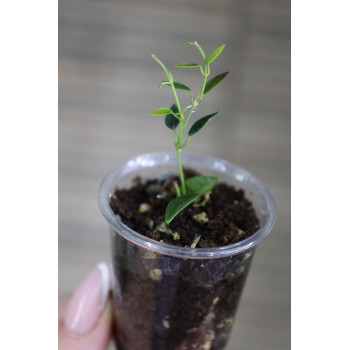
99 152 277 350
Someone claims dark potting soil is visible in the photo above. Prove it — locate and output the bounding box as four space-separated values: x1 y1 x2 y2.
108 169 261 350
109 169 260 248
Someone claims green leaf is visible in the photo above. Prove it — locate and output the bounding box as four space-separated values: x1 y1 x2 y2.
188 111 220 136
165 104 180 130
175 62 201 68
158 81 191 91
185 176 218 195
157 81 169 90
174 82 191 91
151 107 173 116
206 44 225 65
165 193 200 224
203 72 229 94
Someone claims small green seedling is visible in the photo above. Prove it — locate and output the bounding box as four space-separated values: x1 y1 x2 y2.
151 41 229 224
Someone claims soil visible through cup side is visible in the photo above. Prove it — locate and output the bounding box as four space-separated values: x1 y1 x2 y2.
108 169 262 350
109 169 260 247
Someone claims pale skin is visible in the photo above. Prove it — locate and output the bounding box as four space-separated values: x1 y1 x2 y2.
58 296 113 350
58 263 113 350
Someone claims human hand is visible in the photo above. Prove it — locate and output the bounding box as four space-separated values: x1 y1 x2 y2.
58 263 113 350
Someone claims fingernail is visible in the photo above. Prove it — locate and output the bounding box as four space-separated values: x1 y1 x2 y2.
63 262 110 335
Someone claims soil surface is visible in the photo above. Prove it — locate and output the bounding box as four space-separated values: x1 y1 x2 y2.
109 169 260 247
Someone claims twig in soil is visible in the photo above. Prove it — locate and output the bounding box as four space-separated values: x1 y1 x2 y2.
191 234 201 248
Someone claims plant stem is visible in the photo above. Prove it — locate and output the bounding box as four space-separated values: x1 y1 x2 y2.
179 135 191 149
193 41 206 61
176 147 186 194
183 65 208 131
152 54 187 194
152 47 211 195
152 55 184 121
174 181 181 197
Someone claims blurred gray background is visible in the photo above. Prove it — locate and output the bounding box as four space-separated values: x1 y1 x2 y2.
58 0 290 349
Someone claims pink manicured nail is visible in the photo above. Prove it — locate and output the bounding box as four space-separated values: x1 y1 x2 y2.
63 262 110 335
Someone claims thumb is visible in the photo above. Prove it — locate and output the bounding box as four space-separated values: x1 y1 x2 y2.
58 263 113 350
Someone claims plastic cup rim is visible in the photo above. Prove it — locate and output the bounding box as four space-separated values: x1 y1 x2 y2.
98 152 277 259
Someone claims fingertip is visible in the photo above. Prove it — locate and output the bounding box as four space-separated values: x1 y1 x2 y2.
63 263 110 335
58 297 113 350
58 263 113 350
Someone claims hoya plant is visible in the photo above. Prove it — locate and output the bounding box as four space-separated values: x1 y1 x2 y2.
150 41 229 224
